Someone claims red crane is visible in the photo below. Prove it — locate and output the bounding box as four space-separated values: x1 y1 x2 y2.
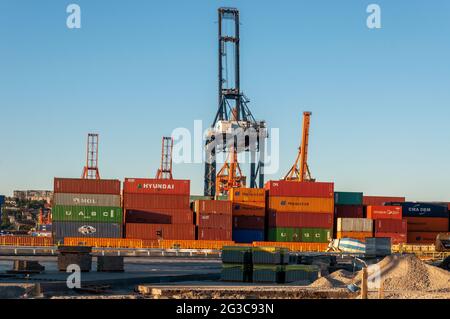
156 137 174 179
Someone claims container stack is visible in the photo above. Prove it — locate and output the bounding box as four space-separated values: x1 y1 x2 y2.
334 192 364 233
336 217 373 241
363 195 405 216
252 247 289 283
230 188 266 243
194 200 232 241
221 246 253 282
386 202 449 244
123 178 195 240
52 178 123 243
367 205 407 244
265 181 334 243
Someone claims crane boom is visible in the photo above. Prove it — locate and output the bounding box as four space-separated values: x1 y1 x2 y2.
284 112 314 182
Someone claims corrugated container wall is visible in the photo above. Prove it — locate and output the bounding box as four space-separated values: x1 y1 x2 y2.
123 178 190 195
267 212 333 229
363 196 405 206
265 181 334 198
334 192 363 206
54 178 120 195
194 200 232 215
52 205 123 223
124 209 193 224
53 221 122 241
267 197 334 213
337 218 373 232
229 188 265 202
366 206 402 220
53 193 121 207
334 205 363 218
123 193 190 210
386 202 448 218
405 217 449 232
125 223 195 240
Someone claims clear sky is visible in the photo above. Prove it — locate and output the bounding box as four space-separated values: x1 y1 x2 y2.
0 0 449 201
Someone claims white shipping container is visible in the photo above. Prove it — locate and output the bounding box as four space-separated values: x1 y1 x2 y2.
54 193 121 207
337 218 373 232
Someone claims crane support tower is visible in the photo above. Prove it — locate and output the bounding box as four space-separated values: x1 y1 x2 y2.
204 7 267 197
81 133 100 180
284 112 315 182
156 137 174 180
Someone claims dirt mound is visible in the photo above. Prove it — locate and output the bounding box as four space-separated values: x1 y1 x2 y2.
309 254 450 292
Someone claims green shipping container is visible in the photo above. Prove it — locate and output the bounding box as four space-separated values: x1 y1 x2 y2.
300 228 332 243
334 192 363 205
52 205 123 223
267 228 301 242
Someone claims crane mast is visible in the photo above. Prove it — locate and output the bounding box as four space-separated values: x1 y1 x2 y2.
156 137 174 179
284 112 315 182
81 133 100 179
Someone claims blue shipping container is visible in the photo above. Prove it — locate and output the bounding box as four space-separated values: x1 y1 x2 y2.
0 195 5 206
386 202 448 218
232 229 264 244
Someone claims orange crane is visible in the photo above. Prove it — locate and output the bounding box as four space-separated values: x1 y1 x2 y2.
284 111 315 182
156 137 174 179
81 133 100 179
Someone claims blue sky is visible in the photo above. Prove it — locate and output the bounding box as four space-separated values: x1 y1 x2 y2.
0 0 449 201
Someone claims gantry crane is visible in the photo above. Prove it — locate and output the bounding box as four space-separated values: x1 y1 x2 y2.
156 137 174 179
284 112 315 182
81 133 100 179
204 7 267 197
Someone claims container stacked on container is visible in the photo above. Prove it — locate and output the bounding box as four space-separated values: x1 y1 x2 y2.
366 205 406 244
334 192 364 235
230 188 266 243
123 178 194 240
252 247 289 283
53 178 123 243
385 202 449 244
336 218 373 241
194 200 232 240
221 246 253 282
265 181 334 243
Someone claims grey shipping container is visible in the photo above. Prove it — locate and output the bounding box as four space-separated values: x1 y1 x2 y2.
53 221 122 242
337 218 373 232
54 193 121 207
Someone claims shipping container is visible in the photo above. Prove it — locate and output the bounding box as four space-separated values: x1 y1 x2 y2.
124 209 193 224
125 223 195 240
387 202 448 218
53 193 121 207
363 196 405 206
252 241 328 252
407 232 440 244
367 206 402 220
0 236 53 247
123 178 190 195
233 216 265 230
337 218 373 232
54 178 120 195
267 228 301 242
267 197 334 213
405 217 449 232
232 203 265 216
374 232 407 244
300 228 332 243
196 213 232 229
0 195 5 206
267 211 333 229
197 228 232 241
375 219 407 234
64 237 144 248
123 193 189 210
53 221 122 241
336 231 372 241
232 229 264 243
52 205 123 223
265 181 334 198
142 239 235 250
334 205 363 218
229 188 265 202
334 192 363 205
193 200 232 215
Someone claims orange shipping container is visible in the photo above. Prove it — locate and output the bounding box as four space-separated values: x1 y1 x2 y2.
407 232 440 244
367 206 402 220
64 237 143 248
232 203 265 217
0 236 54 247
193 200 232 214
252 241 328 252
229 188 265 203
406 217 449 232
363 196 405 206
267 197 334 213
336 231 373 241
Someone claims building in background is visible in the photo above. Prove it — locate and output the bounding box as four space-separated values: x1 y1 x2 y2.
13 190 53 203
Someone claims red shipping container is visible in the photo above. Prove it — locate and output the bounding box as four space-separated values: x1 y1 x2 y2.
335 205 363 218
375 232 407 244
196 213 232 229
123 193 189 210
123 178 190 195
407 232 440 244
124 209 193 224
267 211 333 229
54 178 120 195
405 217 449 232
264 180 334 198
232 216 265 230
197 227 232 241
375 219 407 233
125 223 195 240
363 196 405 206
367 206 402 220
194 200 232 215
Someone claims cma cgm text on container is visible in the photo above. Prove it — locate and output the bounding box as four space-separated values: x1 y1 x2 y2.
387 202 448 218
123 178 190 195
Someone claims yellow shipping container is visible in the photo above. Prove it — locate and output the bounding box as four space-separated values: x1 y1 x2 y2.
267 196 334 213
252 241 328 252
229 188 265 202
